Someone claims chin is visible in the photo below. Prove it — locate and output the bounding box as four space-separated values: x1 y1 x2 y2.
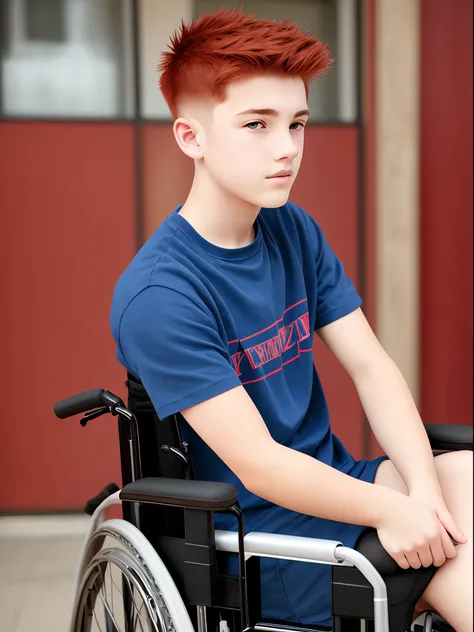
258 191 291 209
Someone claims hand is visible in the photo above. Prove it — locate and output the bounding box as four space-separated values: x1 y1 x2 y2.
410 486 468 549
375 492 465 570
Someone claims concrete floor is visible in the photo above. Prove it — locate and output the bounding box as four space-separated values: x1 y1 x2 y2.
0 515 90 632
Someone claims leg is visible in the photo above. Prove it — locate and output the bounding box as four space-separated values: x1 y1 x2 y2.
374 450 473 632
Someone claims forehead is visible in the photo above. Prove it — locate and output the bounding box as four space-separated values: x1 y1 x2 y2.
218 74 307 116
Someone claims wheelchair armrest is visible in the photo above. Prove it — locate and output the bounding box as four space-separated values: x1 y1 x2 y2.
119 476 238 511
425 423 473 451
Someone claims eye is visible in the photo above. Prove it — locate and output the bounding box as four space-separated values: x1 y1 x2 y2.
290 122 306 130
244 121 264 130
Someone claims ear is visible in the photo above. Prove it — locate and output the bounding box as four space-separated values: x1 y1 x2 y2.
173 118 204 160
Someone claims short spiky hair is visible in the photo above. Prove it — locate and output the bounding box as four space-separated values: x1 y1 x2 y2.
158 7 331 119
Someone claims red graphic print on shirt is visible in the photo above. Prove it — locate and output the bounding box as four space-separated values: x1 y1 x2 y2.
228 298 312 385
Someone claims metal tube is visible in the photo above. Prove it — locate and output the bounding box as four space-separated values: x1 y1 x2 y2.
215 530 350 566
215 531 389 632
334 546 389 632
196 606 207 632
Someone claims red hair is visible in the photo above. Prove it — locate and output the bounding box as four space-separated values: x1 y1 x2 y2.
158 7 331 119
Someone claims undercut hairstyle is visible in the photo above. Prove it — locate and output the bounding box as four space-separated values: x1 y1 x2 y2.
158 7 332 119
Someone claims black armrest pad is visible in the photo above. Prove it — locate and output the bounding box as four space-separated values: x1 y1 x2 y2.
425 423 473 451
120 477 238 510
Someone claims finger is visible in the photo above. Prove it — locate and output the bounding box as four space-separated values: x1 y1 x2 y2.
392 553 410 570
437 509 468 544
430 532 448 567
439 524 457 559
404 551 422 569
417 545 434 568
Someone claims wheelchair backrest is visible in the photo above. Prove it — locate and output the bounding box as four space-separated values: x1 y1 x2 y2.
124 372 191 480
120 372 190 538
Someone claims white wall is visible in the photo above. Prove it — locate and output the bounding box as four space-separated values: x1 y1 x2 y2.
139 0 193 119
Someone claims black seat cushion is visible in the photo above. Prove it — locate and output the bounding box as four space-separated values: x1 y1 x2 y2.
354 529 439 606
425 423 473 451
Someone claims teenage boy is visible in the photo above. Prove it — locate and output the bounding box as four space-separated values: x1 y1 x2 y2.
111 9 472 630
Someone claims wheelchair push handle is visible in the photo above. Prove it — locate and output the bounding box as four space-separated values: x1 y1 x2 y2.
53 388 123 419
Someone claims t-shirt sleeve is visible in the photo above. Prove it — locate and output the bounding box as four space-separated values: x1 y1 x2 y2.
118 285 242 419
303 212 362 329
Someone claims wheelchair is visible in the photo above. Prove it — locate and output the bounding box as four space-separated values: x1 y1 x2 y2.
53 373 473 632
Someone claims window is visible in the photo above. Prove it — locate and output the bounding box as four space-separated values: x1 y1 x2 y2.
0 0 135 118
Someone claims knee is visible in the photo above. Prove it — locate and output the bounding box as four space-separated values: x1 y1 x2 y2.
436 450 473 484
452 450 473 478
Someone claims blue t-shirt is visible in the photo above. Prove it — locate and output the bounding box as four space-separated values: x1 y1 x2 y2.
111 201 364 527
110 201 387 627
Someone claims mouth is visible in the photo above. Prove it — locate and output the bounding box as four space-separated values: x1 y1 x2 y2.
267 176 293 182
267 170 293 179
267 174 292 181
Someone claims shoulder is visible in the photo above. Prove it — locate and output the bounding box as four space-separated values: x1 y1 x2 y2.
110 217 211 342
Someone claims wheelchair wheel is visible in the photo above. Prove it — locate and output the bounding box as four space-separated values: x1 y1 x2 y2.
71 519 195 632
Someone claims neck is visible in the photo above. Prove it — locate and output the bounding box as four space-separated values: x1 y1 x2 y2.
178 169 259 249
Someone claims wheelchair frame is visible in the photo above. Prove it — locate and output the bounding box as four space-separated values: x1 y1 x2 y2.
53 380 473 632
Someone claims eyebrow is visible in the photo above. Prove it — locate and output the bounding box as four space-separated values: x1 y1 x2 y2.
235 108 310 118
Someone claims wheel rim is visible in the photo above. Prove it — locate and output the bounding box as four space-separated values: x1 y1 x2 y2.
76 547 168 632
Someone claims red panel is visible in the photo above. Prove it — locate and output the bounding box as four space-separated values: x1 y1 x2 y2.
142 125 194 237
420 1 473 424
0 122 135 511
293 127 363 459
142 124 364 459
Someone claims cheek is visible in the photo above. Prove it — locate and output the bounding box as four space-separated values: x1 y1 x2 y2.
217 137 260 170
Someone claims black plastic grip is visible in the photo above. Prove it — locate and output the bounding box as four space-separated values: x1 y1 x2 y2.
84 482 120 516
53 388 105 419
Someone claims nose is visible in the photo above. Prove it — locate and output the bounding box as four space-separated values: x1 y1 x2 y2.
273 131 300 162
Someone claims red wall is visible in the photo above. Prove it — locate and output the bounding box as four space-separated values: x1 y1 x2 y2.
0 122 135 511
420 0 473 424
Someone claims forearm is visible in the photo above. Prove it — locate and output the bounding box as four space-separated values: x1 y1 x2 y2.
246 442 401 528
354 354 440 492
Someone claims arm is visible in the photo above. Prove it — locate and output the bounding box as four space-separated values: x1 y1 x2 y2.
317 307 439 494
183 376 462 569
317 307 467 557
182 384 402 528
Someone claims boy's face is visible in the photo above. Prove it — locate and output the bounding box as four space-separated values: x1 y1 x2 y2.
179 74 309 209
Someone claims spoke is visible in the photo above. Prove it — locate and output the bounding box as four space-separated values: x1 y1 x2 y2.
92 600 105 632
100 563 109 613
81 554 162 632
108 560 114 617
131 590 149 623
131 597 147 631
137 609 147 632
108 570 129 599
94 573 121 632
